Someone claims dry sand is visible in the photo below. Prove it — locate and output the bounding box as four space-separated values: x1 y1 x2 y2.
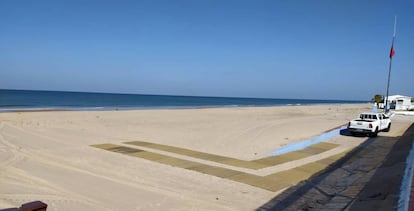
0 104 385 210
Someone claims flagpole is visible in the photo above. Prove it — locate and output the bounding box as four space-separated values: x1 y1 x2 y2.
384 16 397 113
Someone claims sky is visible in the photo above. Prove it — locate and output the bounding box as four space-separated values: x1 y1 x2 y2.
1 0 413 101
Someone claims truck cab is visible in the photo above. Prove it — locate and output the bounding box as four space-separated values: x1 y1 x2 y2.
348 112 391 137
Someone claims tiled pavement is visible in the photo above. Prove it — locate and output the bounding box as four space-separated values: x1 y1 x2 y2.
257 123 414 211
409 174 414 211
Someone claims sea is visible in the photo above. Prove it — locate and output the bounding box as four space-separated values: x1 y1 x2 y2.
0 89 366 112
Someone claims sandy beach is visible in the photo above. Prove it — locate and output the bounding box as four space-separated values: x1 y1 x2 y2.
3 103 412 210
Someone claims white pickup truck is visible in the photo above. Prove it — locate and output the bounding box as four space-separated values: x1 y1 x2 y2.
347 112 391 137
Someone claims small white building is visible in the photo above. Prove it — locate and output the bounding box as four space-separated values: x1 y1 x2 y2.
384 95 413 110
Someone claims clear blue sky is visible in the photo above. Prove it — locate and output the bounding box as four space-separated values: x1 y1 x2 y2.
1 0 413 101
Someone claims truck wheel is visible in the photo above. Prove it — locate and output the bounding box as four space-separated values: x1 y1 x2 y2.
384 123 391 132
371 128 378 137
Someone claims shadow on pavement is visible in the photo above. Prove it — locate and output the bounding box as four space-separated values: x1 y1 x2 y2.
340 128 370 137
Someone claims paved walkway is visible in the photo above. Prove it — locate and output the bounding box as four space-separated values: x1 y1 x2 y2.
257 123 414 211
409 175 414 210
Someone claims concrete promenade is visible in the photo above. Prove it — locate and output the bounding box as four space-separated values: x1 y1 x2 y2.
257 117 414 211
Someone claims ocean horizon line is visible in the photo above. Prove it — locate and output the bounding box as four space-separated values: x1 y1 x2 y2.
0 88 365 102
0 89 368 112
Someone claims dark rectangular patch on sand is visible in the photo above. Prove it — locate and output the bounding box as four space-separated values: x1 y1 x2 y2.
125 141 339 169
91 143 346 192
229 173 289 192
254 151 310 165
109 146 144 154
